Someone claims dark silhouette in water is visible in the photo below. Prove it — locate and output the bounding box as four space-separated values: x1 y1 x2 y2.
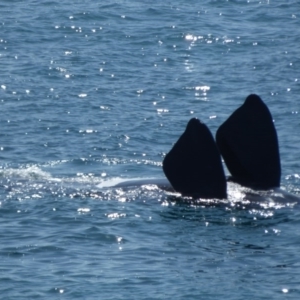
163 118 227 199
163 94 281 199
216 94 281 189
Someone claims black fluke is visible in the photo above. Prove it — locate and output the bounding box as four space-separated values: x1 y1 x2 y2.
216 94 281 189
163 118 227 199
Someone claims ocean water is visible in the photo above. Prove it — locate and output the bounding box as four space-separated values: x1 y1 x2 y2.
1 0 300 299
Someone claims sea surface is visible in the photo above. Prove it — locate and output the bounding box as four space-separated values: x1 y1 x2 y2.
1 1 300 299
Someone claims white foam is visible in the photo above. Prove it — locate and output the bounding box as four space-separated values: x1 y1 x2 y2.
1 166 52 180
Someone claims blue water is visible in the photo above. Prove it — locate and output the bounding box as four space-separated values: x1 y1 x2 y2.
1 1 300 299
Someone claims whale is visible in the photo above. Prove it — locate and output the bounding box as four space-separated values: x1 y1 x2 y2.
216 94 281 190
163 118 227 199
162 94 281 199
106 94 294 201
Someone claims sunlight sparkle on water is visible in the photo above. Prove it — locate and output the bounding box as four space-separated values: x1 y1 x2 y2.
195 86 210 92
77 208 91 213
157 109 169 114
185 34 198 42
106 213 126 219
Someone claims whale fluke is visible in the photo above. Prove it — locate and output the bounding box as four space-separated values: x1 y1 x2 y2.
163 118 227 199
216 94 281 189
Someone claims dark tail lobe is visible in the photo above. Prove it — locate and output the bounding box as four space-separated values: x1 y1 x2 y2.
163 118 227 199
216 94 281 189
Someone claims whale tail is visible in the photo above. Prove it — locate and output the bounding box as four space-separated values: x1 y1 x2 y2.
216 94 281 189
163 94 281 199
162 118 227 199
